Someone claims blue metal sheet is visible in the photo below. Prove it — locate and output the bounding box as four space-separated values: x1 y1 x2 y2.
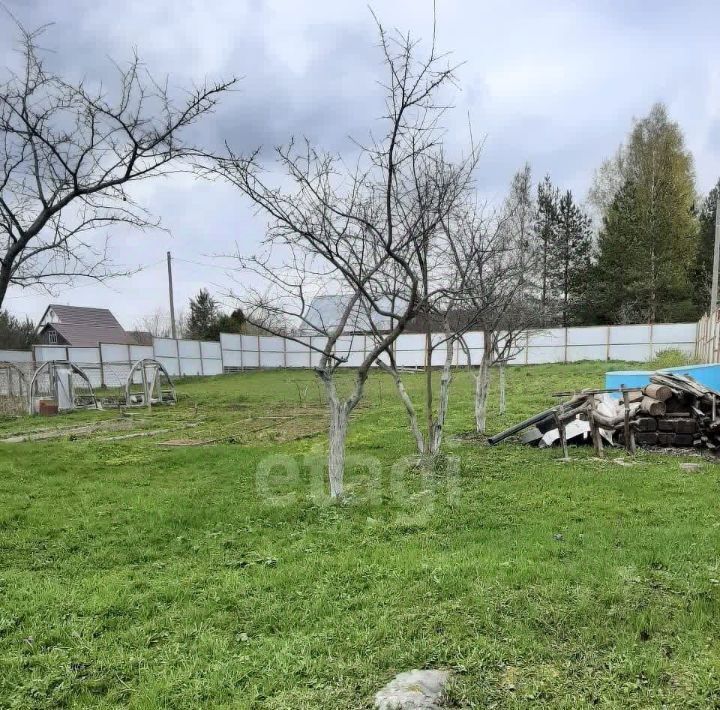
605 363 720 396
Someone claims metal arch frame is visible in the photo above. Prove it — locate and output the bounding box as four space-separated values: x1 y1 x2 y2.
0 361 30 415
28 360 99 414
0 361 30 394
125 358 176 407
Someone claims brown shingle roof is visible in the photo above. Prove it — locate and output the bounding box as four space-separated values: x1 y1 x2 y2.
47 305 123 329
44 322 137 347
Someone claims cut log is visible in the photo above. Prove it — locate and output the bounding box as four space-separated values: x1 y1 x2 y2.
673 433 694 447
640 396 666 416
636 432 658 445
643 383 672 402
636 417 658 432
657 432 673 446
675 419 698 434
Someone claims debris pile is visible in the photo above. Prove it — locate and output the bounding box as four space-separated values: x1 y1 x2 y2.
489 372 720 456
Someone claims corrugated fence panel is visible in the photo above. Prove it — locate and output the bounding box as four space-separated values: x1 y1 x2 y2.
610 325 650 344
130 345 154 361
34 346 68 362
285 337 311 368
610 343 652 361
0 350 33 363
567 345 608 362
652 323 696 344
178 340 201 359
567 326 608 346
153 338 178 358
158 358 180 377
11 321 708 387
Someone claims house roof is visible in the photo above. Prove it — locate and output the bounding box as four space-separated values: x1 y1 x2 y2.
41 304 123 329
43 322 138 347
38 304 139 347
303 294 392 334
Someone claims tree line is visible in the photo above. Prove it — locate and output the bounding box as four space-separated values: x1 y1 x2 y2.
490 103 717 327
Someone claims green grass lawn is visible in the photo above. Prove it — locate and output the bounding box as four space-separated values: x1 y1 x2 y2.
1 362 720 708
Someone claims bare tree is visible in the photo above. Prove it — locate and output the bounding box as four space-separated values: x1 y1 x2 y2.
205 17 471 498
455 183 537 434
0 20 234 307
371 186 482 460
134 308 187 338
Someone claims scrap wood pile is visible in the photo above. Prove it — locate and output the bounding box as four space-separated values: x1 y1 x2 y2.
488 372 720 457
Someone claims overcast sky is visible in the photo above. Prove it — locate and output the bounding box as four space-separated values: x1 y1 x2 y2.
3 0 720 328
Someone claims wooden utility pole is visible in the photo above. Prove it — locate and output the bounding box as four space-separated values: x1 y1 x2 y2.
167 251 177 339
711 194 720 313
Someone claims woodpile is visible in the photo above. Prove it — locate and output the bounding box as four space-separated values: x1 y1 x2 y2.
489 372 720 457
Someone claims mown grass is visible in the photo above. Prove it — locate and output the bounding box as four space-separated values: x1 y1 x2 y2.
1 362 720 708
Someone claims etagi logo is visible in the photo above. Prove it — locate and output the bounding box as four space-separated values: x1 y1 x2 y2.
255 452 462 523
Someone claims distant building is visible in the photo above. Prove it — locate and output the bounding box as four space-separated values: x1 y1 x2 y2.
36 305 142 347
303 294 392 334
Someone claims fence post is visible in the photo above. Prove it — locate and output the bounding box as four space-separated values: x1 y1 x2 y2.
524 331 530 365
606 326 611 361
649 322 654 360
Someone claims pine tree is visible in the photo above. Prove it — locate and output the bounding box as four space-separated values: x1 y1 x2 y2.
591 103 698 323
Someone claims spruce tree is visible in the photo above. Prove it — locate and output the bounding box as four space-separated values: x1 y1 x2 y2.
187 288 220 340
534 175 559 325
552 190 593 326
693 179 720 314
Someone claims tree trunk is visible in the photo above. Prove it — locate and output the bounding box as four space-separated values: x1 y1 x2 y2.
327 392 348 500
318 373 350 500
379 361 425 455
475 347 491 434
499 362 506 416
425 326 433 449
0 264 12 311
430 336 454 455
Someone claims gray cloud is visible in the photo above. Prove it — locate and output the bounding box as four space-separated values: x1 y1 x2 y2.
3 0 720 325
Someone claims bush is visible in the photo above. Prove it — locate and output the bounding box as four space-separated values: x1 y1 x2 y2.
647 348 701 370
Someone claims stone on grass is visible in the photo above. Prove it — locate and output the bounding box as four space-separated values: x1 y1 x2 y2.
680 462 702 472
375 669 451 709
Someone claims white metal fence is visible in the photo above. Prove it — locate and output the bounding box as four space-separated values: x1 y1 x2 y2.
0 322 700 383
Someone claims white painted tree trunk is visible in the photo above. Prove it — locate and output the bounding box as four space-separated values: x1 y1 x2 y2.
322 376 349 500
430 337 454 455
475 353 490 434
396 376 426 455
499 362 506 416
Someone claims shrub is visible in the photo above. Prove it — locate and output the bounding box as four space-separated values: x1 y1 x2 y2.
647 348 701 369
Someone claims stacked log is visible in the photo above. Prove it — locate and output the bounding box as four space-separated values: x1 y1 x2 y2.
490 371 720 454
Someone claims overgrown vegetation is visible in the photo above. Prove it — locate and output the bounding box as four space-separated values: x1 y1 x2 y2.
1 363 720 707
647 348 701 370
